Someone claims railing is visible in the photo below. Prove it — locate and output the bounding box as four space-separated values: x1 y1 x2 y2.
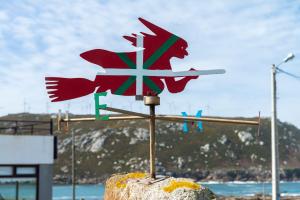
0 119 53 135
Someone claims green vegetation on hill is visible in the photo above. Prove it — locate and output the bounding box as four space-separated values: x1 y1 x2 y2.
1 113 300 183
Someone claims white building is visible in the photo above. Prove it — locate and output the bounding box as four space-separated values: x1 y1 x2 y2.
0 119 56 200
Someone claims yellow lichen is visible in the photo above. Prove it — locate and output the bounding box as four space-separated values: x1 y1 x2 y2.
163 180 201 193
116 172 147 188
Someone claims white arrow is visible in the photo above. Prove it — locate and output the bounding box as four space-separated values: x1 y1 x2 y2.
97 68 226 77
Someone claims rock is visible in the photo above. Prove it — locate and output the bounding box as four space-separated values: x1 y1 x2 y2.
200 144 210 152
237 131 253 143
104 173 216 200
218 135 227 145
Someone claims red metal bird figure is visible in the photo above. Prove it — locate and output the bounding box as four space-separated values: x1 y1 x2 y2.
45 18 225 102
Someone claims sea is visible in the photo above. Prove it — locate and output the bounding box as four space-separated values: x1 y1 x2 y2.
1 181 299 199
52 182 300 199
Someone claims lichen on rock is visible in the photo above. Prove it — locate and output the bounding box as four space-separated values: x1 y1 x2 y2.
115 172 148 188
104 173 217 200
163 180 201 193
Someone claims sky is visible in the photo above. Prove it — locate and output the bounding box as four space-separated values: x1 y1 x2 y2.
0 0 300 127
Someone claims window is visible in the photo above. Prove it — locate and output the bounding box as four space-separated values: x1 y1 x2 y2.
0 165 38 200
16 167 36 175
0 178 37 200
0 167 13 176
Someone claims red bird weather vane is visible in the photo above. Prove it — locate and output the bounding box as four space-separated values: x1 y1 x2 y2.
45 18 225 102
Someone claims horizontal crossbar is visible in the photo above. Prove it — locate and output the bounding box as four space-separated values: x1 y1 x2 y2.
60 114 259 125
97 69 226 77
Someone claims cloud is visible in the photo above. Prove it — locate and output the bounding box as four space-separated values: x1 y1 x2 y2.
0 0 300 127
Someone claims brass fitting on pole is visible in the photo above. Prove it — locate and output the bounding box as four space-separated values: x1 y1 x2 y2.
144 96 160 179
144 96 160 106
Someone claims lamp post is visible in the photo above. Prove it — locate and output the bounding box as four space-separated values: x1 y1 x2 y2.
271 53 295 200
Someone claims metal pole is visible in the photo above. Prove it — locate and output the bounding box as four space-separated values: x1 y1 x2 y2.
57 109 62 132
50 119 53 135
72 129 76 200
16 181 19 200
66 111 76 200
149 104 156 179
271 64 280 200
144 96 160 179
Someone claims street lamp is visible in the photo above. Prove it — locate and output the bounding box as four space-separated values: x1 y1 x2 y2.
271 53 295 200
283 53 295 63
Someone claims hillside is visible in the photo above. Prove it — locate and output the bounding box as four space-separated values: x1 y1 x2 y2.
1 113 300 183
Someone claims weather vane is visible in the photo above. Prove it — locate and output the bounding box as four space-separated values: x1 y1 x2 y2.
45 18 225 102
